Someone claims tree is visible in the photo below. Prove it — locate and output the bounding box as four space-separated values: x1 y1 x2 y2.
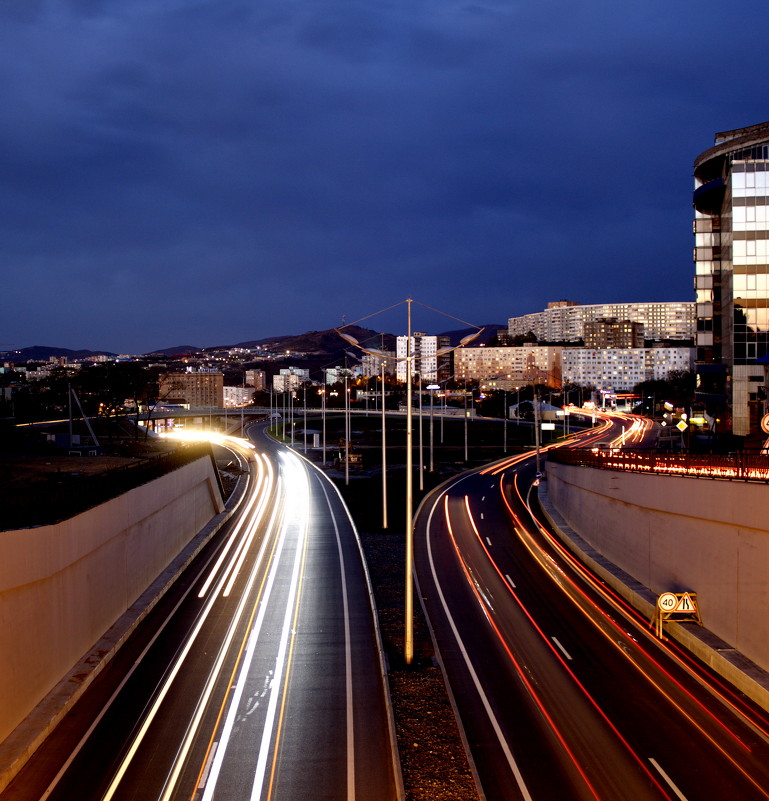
632 370 696 415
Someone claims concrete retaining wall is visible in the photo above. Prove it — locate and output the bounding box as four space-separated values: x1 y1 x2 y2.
0 456 224 745
546 461 769 674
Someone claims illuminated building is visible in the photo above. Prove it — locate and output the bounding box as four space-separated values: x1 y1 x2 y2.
244 369 266 390
508 301 694 343
456 344 692 394
223 386 255 407
360 350 395 378
159 370 224 408
396 333 451 383
454 345 562 388
273 367 309 392
693 121 769 436
562 347 693 393
584 318 645 349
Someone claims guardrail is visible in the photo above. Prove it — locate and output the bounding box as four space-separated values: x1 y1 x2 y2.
548 447 769 482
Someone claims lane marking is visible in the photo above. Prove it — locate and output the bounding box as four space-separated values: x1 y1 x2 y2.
250 455 310 801
158 479 284 801
425 487 534 801
197 742 218 789
649 758 689 800
200 462 302 801
316 478 356 801
505 574 516 589
486 537 492 547
265 464 313 800
551 637 572 661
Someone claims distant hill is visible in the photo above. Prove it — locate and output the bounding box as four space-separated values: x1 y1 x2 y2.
144 345 202 357
5 324 506 365
1 345 116 361
439 324 506 347
235 326 396 356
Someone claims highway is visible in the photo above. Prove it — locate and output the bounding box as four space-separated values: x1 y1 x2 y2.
414 413 769 800
2 427 400 801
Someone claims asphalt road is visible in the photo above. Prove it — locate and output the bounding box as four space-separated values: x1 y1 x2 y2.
2 428 400 801
414 414 769 800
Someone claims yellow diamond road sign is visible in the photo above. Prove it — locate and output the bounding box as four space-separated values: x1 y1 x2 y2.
676 420 688 432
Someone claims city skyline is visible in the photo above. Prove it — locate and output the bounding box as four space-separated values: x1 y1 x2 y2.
4 0 769 354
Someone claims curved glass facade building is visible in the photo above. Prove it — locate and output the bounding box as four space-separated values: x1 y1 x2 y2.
694 121 769 437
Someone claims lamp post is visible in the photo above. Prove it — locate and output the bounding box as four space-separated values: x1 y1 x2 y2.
418 373 424 490
404 301 414 663
427 384 439 471
534 388 542 477
344 372 350 486
503 389 508 453
320 384 327 465
381 359 388 529
464 381 469 462
335 298 484 666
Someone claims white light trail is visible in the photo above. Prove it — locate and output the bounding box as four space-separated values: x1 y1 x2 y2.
157 478 283 801
200 452 311 801
101 463 279 801
250 455 310 801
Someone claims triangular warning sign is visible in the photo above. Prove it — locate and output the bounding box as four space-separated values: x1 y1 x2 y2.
674 592 697 613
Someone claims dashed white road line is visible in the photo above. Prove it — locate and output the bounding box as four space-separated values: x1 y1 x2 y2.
551 637 572 661
649 758 689 800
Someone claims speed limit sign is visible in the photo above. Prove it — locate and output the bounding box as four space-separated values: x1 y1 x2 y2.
657 592 677 612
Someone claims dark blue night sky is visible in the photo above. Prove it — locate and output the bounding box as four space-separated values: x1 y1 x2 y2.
3 0 769 353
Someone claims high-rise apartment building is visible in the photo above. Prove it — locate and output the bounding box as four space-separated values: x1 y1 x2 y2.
396 333 451 383
273 367 310 392
244 369 266 390
693 121 769 436
159 370 224 408
508 301 694 343
454 345 562 388
360 350 396 378
583 318 645 349
456 344 692 393
562 348 693 393
223 386 255 407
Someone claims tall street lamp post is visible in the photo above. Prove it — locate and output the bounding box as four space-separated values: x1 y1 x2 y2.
381 360 388 529
427 384 439 472
336 298 483 665
418 373 425 491
501 389 507 453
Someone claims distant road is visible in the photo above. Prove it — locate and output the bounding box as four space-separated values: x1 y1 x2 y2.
414 415 769 800
2 426 400 801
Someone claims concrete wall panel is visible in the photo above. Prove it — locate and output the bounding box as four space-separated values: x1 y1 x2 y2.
547 462 769 673
0 457 223 745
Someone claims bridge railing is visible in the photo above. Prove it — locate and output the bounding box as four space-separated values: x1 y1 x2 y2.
547 447 769 482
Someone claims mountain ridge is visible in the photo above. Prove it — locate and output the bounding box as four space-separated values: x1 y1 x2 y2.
2 324 506 361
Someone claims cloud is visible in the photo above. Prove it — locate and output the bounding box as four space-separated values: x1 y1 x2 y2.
1 0 766 351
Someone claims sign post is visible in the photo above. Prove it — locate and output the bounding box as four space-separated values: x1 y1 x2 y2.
653 591 702 639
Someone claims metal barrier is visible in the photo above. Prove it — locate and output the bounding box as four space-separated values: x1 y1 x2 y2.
547 448 769 482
